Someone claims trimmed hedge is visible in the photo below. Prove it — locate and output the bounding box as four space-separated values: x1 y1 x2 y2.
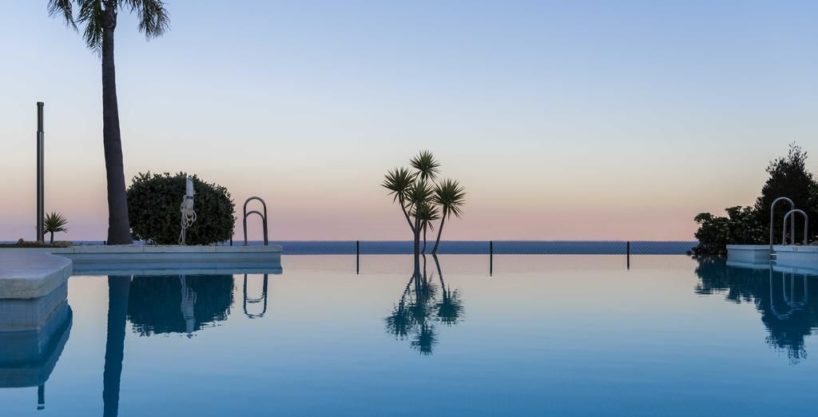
127 172 235 245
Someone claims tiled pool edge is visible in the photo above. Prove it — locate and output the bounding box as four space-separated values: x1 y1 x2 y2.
0 245 283 299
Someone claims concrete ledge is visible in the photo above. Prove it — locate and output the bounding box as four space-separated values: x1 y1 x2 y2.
726 245 770 265
773 245 818 270
57 245 282 275
1 245 282 281
0 252 72 300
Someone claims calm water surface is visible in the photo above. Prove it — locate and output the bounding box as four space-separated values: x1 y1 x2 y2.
1 255 817 416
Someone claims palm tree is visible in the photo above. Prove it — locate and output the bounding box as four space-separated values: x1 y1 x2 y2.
43 212 69 243
405 179 434 274
48 0 169 244
431 179 465 254
415 202 439 253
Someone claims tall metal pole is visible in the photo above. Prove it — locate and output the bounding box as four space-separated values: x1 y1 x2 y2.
36 102 45 244
489 240 493 276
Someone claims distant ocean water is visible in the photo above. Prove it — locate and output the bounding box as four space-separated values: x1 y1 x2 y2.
265 241 699 255
14 240 697 255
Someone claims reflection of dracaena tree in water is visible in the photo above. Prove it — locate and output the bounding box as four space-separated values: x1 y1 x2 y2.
695 258 818 362
127 275 234 336
386 256 463 355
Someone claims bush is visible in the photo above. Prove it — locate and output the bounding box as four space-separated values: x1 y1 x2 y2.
127 172 235 245
692 206 766 257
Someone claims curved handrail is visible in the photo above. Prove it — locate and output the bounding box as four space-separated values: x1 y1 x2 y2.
782 209 809 245
242 196 269 246
243 274 269 319
782 273 808 310
770 197 795 252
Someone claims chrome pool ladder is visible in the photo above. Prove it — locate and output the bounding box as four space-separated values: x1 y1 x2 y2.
243 196 269 246
782 209 809 245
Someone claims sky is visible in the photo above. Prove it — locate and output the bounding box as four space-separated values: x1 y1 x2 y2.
2 0 818 241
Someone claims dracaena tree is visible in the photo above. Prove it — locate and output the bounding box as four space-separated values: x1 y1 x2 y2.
48 0 170 244
383 151 466 276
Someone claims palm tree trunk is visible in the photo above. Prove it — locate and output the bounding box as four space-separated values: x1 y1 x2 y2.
49 231 54 244
422 223 427 253
413 219 421 277
432 214 446 254
101 7 132 245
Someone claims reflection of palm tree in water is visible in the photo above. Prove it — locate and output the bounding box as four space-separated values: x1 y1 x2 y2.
386 255 463 355
179 276 198 338
103 275 131 417
433 254 463 326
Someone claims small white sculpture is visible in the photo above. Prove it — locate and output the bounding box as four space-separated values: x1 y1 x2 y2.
179 176 197 245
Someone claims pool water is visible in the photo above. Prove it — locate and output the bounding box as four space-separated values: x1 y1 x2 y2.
1 255 817 416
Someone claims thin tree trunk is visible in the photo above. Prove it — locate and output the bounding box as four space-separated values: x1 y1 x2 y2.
50 231 54 244
432 214 446 254
101 7 133 245
422 223 427 253
103 275 131 417
413 218 421 277
398 195 415 233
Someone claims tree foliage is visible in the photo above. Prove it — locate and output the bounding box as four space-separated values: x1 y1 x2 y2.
127 172 235 245
693 143 818 256
48 0 169 50
692 207 766 257
754 143 818 241
43 211 69 243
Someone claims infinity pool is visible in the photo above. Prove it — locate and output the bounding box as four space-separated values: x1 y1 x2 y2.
2 255 817 416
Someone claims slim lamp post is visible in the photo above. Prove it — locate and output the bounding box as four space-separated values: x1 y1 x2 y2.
36 102 45 244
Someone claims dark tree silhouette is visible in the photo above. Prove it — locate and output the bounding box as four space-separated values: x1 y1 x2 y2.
695 259 818 363
48 0 170 244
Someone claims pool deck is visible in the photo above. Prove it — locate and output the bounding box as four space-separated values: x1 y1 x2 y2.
0 245 282 299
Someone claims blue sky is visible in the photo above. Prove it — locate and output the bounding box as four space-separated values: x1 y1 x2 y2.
2 1 818 240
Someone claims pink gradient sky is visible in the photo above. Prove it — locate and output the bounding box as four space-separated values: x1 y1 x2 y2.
2 1 818 241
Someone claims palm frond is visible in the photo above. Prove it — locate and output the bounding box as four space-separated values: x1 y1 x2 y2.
410 150 440 181
433 179 466 218
43 212 69 233
48 0 170 50
382 167 415 202
413 202 440 227
406 179 434 205
47 0 78 29
125 0 170 38
77 0 104 49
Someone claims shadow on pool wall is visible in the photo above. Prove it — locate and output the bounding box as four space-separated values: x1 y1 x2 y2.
127 275 234 337
694 258 818 363
385 255 464 355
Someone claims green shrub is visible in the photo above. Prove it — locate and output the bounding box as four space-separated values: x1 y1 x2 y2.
692 206 766 257
127 172 235 245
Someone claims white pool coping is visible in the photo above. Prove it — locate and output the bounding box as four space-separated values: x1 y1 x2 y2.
0 245 282 299
0 252 71 300
727 244 818 272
